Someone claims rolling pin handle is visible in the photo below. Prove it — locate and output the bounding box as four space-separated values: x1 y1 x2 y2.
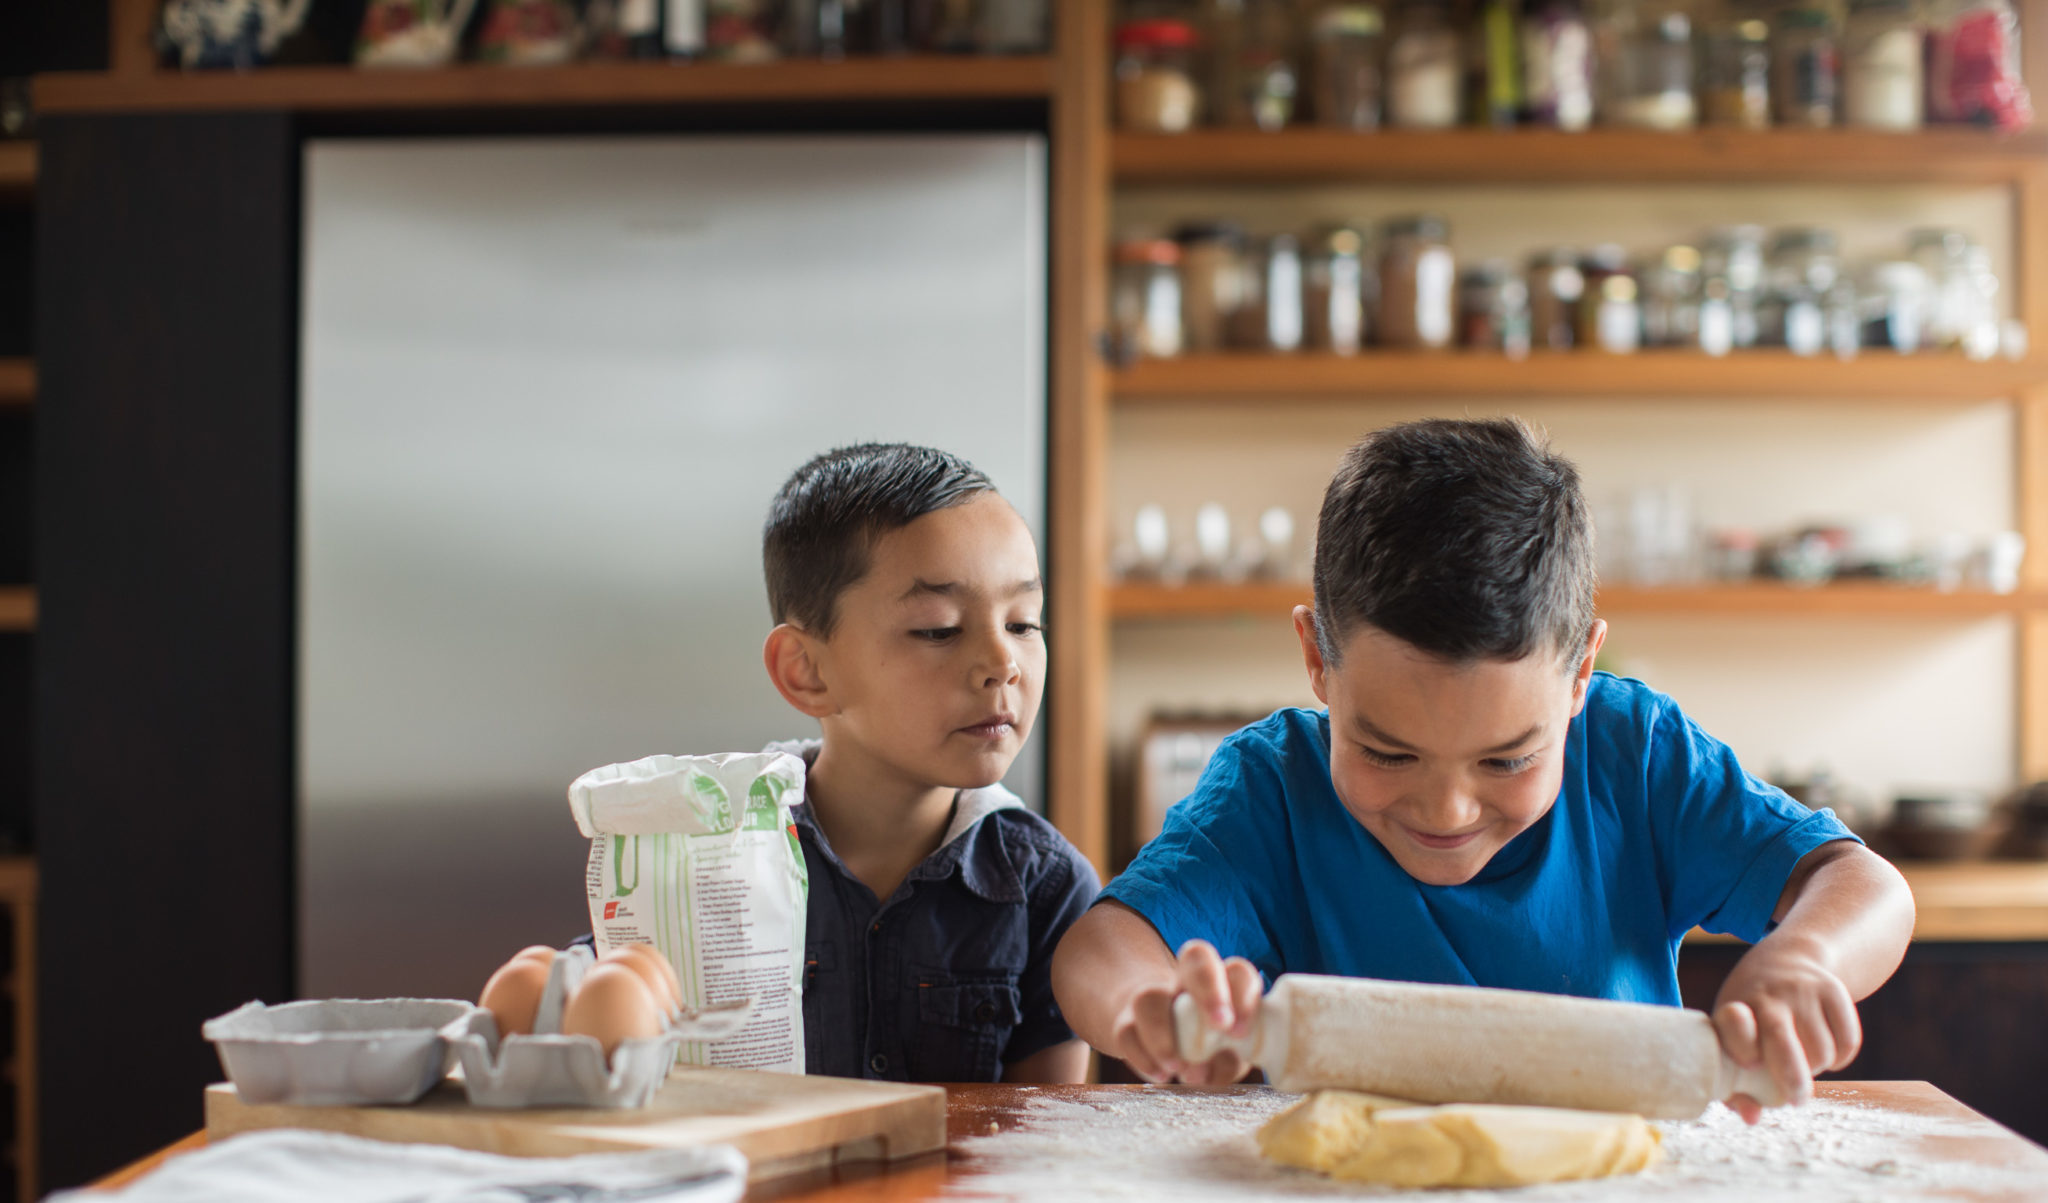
1716 1054 1789 1110
1172 992 1254 1066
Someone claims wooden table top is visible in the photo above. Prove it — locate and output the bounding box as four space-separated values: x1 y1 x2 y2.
94 1081 2048 1200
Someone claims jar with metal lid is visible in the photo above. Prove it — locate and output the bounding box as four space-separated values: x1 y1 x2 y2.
1702 224 1766 348
1642 244 1702 347
1859 259 1928 352
1521 0 1593 130
1378 214 1456 348
1574 244 1629 347
1585 260 1640 354
1305 223 1373 353
1220 0 1298 130
1115 19 1204 132
1606 7 1697 130
1843 0 1922 130
1766 227 1841 354
1111 237 1186 361
1458 260 1531 356
1526 247 1584 350
1175 220 1249 353
1773 7 1840 128
1908 228 1972 350
1309 2 1385 130
1704 17 1771 128
1232 233 1305 350
1387 0 1461 128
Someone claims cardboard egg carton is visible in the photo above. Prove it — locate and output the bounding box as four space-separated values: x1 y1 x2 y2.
204 998 489 1107
453 944 756 1109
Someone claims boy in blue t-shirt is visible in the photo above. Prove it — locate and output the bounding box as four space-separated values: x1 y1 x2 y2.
1051 417 1915 1122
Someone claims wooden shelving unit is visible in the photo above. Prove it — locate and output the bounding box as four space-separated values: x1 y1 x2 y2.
0 144 31 200
1110 581 2047 622
1690 861 2048 943
0 360 33 409
0 589 31 634
34 57 1055 115
1113 351 2048 402
0 859 34 1203
1114 127 2048 186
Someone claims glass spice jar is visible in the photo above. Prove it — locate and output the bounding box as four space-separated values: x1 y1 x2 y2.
1608 7 1697 130
1304 223 1373 353
1843 0 1923 130
1387 0 1462 128
1590 267 1641 353
1773 7 1840 128
1702 224 1767 348
1175 220 1250 353
1641 244 1702 348
1527 247 1584 350
1233 233 1306 350
1378 214 1456 348
1574 243 1629 347
1704 17 1772 129
1458 260 1532 356
1111 237 1186 360
1223 0 1299 130
1115 19 1204 133
1521 0 1594 130
1859 259 1929 352
1309 2 1385 130
1766 227 1842 355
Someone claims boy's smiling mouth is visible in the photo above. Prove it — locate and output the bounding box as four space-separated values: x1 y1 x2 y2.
1401 825 1485 851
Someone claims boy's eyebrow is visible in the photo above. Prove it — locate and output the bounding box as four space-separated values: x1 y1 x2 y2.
897 577 1044 601
1352 714 1544 756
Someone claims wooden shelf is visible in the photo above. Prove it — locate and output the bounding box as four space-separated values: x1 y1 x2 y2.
1109 581 2044 621
0 588 34 633
1114 128 2048 186
0 143 31 199
0 360 33 408
1111 351 2048 402
34 57 1056 114
1691 861 2048 943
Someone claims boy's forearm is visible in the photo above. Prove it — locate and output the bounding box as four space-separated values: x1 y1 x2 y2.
1762 841 1915 1000
1050 900 1178 1051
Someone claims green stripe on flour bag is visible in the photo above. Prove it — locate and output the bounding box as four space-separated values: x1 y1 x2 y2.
568 751 810 1074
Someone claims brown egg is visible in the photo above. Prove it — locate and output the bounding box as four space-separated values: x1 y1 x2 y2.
478 952 553 1037
561 962 665 1062
602 943 682 1012
508 945 558 966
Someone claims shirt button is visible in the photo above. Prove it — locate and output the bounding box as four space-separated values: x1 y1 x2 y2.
869 1052 889 1074
974 1001 998 1023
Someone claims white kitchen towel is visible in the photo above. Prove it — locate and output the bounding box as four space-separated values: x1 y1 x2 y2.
51 1129 747 1203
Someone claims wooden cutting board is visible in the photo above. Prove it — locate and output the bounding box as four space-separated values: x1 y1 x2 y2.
205 1067 947 1181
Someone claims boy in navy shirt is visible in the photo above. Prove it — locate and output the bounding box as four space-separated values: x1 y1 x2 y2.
760 444 1097 1083
1052 418 1915 1121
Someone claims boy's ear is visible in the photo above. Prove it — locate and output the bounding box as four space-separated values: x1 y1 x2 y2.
1292 606 1331 705
763 623 836 719
1568 620 1608 716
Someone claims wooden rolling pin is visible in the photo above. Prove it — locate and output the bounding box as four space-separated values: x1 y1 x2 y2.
1174 973 1787 1120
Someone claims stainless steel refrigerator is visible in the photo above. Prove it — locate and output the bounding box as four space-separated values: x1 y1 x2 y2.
297 134 1048 1002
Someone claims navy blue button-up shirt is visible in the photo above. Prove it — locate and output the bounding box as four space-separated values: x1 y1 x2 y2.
793 774 1099 1083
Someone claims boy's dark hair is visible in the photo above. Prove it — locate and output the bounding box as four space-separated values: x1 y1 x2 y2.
764 443 996 636
1312 417 1595 667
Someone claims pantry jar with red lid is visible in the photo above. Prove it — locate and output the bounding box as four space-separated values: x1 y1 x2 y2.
1116 18 1205 132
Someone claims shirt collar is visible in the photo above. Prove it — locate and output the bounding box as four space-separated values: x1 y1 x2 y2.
767 738 1026 902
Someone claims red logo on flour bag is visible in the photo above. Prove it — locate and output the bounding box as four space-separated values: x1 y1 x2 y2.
604 902 620 919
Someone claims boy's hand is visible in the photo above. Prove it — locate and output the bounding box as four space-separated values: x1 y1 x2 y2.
1109 939 1263 1084
1710 934 1862 1124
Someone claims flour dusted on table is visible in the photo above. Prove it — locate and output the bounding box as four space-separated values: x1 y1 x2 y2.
950 1088 2046 1201
569 751 808 1073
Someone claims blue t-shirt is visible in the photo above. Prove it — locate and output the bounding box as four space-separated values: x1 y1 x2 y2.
1101 673 1857 1006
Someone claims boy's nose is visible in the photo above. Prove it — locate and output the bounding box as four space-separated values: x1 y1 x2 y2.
1415 785 1482 831
972 634 1021 688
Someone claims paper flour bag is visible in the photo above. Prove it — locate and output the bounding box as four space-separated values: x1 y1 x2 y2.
568 751 808 1073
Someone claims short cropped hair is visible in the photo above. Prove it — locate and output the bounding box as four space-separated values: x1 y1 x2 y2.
1312 417 1595 667
764 443 996 636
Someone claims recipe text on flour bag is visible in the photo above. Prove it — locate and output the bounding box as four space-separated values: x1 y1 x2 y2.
569 751 808 1072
